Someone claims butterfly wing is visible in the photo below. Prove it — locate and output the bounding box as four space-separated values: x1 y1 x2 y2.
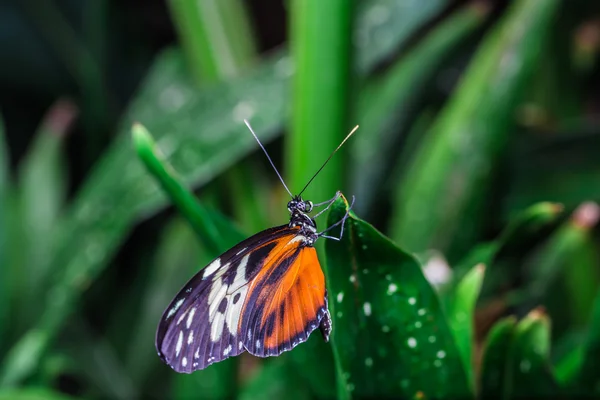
156 225 295 373
240 243 332 357
156 225 331 373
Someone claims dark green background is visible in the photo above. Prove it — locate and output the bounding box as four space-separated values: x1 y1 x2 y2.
1 0 599 399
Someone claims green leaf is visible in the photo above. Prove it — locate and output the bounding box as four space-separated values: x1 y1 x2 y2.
65 320 138 400
508 309 559 397
480 310 559 398
445 263 485 391
168 0 257 83
174 358 238 400
286 2 353 396
391 0 561 258
132 123 246 254
504 128 600 216
554 344 584 387
16 100 71 327
352 3 490 213
445 201 562 314
0 389 78 400
239 359 312 400
479 316 517 399
288 0 353 204
0 113 9 348
124 217 201 386
452 201 563 296
572 289 600 394
325 197 469 399
525 202 600 332
355 0 452 72
0 48 287 386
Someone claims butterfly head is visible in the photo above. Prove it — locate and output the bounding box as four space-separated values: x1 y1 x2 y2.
288 196 318 244
287 196 313 213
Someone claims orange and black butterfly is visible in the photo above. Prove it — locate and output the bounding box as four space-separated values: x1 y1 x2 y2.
156 120 358 372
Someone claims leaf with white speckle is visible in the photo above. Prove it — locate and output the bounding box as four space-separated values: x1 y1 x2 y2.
324 197 469 398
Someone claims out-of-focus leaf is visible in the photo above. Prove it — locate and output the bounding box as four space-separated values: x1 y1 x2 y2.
0 328 50 388
133 123 245 254
479 316 517 398
16 99 73 326
352 3 490 213
525 202 600 331
173 358 238 400
166 0 258 394
571 289 600 395
325 197 469 399
0 48 288 386
288 1 353 394
0 114 7 187
287 0 353 205
125 217 201 389
0 113 9 349
355 0 451 72
66 320 138 400
0 389 77 400
168 0 257 83
508 309 559 397
445 263 485 391
391 0 561 259
504 130 600 219
239 359 311 400
134 124 249 398
452 201 563 296
480 310 559 398
555 345 584 387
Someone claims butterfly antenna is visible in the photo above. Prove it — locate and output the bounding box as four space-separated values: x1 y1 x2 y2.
244 120 293 198
298 125 359 197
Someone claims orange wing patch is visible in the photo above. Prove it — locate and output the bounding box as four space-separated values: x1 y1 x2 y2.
240 237 330 357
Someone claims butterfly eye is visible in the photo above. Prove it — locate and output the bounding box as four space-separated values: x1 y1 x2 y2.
287 200 297 212
305 201 313 213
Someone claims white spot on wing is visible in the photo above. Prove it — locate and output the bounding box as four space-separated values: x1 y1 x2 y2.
228 255 250 292
208 279 228 317
188 330 194 345
175 331 183 357
186 307 196 329
222 255 250 335
166 298 185 319
182 357 187 367
256 340 261 349
239 341 243 350
194 348 200 359
176 310 187 325
288 235 306 244
210 308 226 341
203 258 221 279
223 344 233 356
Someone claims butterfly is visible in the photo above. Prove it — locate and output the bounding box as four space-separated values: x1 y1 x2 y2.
156 120 358 373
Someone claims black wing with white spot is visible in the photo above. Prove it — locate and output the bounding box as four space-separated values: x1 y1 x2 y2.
155 225 294 373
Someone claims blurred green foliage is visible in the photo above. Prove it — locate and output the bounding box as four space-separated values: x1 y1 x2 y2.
1 0 600 399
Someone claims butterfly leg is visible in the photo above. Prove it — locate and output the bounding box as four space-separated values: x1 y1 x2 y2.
318 195 355 241
312 191 342 219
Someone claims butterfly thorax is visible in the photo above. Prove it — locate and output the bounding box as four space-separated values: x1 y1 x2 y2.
287 196 318 245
